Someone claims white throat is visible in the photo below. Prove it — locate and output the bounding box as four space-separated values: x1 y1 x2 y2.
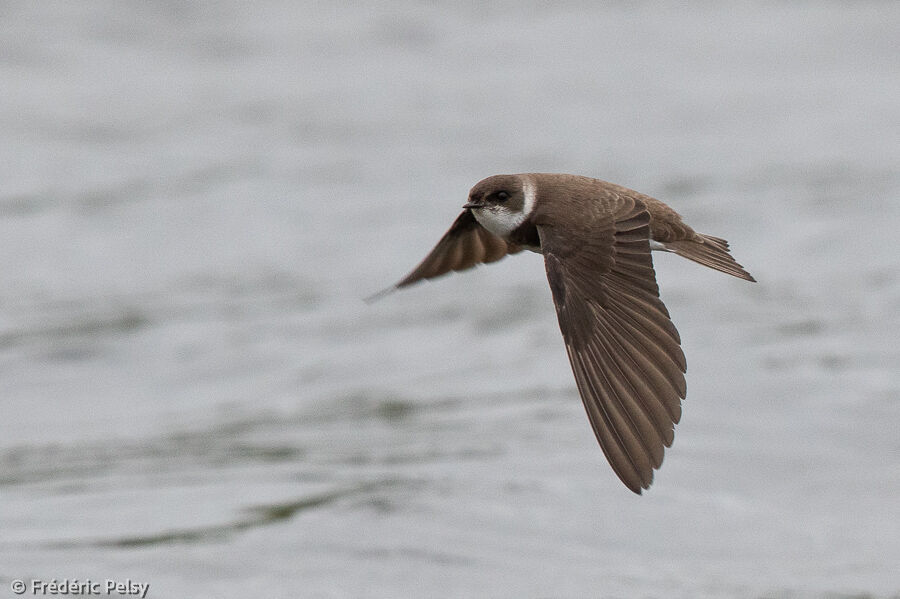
472 177 538 238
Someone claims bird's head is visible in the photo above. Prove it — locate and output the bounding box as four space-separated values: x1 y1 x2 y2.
464 174 535 238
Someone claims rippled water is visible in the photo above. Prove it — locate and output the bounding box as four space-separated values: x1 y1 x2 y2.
2 3 899 598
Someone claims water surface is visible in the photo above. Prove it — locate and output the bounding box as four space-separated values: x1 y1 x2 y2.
1 3 898 598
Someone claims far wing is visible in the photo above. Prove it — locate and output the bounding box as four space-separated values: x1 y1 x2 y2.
390 210 523 291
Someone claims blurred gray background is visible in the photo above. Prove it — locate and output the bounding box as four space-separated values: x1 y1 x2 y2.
1 2 898 598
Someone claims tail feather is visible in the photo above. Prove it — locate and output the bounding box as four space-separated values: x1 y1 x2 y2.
697 234 729 250
663 234 756 282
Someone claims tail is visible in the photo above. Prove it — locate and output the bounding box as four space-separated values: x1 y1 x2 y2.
661 234 756 282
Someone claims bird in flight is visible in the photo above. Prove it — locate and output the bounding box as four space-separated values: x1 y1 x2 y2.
377 173 755 493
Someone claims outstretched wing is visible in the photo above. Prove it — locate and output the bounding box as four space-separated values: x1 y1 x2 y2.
539 195 687 494
381 210 523 295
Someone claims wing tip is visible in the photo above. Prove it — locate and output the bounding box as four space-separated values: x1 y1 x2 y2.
364 285 398 304
624 475 651 495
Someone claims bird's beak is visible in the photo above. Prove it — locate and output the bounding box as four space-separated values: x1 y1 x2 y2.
463 200 481 210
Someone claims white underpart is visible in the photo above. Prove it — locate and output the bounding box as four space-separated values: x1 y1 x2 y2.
472 205 523 238
649 239 671 251
472 176 538 238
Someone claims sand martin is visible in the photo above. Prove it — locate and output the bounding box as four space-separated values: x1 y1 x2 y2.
379 173 755 493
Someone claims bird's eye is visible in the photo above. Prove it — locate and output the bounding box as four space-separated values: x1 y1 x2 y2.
496 191 510 202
